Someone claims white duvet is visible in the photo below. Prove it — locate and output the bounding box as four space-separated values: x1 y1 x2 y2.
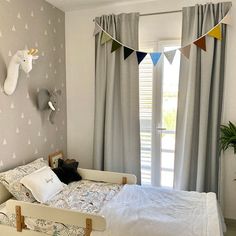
92 185 222 236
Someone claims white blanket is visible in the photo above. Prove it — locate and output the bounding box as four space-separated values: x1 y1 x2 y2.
92 185 222 236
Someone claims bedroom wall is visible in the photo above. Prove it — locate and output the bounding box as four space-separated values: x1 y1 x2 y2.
66 0 236 219
0 0 67 171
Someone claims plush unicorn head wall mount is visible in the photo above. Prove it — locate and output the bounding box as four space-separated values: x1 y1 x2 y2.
4 48 39 95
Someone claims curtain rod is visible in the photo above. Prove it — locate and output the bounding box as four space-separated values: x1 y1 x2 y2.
93 9 182 21
140 9 182 17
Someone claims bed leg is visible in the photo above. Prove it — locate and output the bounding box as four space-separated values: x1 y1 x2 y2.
122 177 127 184
85 218 92 236
15 206 26 232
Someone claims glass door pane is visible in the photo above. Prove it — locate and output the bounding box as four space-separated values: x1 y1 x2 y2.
160 46 180 188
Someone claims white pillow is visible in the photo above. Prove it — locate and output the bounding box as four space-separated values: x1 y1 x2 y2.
20 166 64 203
0 158 48 202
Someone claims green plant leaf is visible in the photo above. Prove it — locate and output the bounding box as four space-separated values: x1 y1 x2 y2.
219 121 236 153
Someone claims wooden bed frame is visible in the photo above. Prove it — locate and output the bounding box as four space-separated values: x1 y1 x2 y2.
0 167 137 236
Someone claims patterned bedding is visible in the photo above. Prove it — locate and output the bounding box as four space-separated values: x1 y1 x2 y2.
0 180 122 236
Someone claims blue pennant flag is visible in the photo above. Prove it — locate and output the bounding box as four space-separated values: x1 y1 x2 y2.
150 52 162 66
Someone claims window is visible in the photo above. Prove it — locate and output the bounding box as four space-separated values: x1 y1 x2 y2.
139 54 153 185
139 40 180 187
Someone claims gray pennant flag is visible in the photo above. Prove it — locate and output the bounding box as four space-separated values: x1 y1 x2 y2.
164 50 177 64
93 23 101 36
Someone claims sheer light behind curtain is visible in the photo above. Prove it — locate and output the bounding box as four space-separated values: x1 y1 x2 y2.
174 2 232 193
93 13 141 183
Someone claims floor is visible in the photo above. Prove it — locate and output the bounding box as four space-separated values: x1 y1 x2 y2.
225 227 236 236
225 219 236 236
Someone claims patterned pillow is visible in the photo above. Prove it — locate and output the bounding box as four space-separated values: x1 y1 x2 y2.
6 181 36 202
0 158 48 202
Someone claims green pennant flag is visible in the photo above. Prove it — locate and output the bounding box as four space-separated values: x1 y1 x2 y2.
101 32 112 45
124 47 134 60
111 40 122 53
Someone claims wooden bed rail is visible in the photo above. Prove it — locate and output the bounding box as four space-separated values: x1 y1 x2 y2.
15 206 26 232
6 200 106 235
78 168 136 184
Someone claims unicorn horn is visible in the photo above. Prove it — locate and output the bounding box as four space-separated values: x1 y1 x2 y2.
28 48 38 55
28 48 34 55
32 49 38 55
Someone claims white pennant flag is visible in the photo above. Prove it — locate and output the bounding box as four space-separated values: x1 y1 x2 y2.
164 50 177 64
221 10 232 25
93 23 102 36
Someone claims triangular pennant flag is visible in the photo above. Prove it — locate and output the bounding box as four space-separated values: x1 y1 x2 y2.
164 50 177 64
221 10 232 25
111 40 122 53
124 47 134 60
150 52 162 66
208 25 222 40
179 45 191 59
194 36 206 51
93 23 101 36
136 51 147 64
101 32 112 45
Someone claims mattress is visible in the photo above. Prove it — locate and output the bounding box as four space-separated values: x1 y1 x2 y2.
92 185 223 236
0 180 122 236
0 181 223 236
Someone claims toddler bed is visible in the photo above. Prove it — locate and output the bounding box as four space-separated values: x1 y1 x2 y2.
0 157 223 236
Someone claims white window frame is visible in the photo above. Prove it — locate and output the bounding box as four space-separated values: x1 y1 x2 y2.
139 39 180 187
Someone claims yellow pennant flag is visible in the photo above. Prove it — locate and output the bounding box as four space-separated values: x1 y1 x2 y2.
208 25 222 40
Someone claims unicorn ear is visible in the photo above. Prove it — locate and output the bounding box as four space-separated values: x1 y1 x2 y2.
32 55 39 60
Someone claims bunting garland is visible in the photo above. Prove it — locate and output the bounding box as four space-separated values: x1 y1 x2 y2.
179 45 191 59
93 23 101 36
101 32 112 45
207 25 222 40
111 40 122 53
194 36 206 51
150 52 162 65
221 10 232 25
124 47 134 60
136 52 147 64
94 8 231 66
164 50 177 64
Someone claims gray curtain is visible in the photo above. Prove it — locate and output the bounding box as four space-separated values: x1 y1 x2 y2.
93 13 141 183
174 2 231 193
